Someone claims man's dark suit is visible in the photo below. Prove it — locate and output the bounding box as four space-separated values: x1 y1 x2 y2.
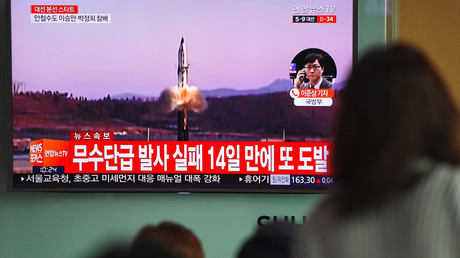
298 78 333 89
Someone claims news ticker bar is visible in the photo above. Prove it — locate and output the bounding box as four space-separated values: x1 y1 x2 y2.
13 173 334 189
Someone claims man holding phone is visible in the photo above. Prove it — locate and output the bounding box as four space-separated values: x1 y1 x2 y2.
294 52 333 89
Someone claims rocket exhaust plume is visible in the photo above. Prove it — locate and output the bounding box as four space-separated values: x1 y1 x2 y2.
159 38 207 141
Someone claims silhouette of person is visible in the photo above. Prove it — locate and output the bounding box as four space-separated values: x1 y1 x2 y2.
294 45 460 258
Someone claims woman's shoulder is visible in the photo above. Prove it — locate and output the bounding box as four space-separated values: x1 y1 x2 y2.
416 159 460 196
306 159 460 222
424 160 460 206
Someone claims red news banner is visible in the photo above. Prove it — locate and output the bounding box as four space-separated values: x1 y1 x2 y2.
30 132 331 175
31 5 78 14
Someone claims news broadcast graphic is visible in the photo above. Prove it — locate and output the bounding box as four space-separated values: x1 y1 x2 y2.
11 0 355 191
16 135 333 190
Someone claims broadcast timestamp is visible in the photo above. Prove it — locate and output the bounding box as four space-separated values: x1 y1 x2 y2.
291 175 334 186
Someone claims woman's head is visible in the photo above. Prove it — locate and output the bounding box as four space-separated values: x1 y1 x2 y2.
333 44 460 213
131 222 204 258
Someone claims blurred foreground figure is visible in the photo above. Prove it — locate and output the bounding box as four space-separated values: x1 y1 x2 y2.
238 223 300 258
131 222 204 258
294 45 460 258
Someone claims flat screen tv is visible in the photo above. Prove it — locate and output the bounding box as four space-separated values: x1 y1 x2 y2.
8 0 357 192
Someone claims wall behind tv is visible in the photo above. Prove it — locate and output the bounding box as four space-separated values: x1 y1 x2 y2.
399 0 460 108
0 1 387 258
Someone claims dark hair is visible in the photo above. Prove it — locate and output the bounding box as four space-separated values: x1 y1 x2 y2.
304 52 325 67
237 223 300 258
333 44 460 214
131 222 204 258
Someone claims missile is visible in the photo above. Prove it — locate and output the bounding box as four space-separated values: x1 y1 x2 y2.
178 37 189 88
158 38 206 141
177 38 189 141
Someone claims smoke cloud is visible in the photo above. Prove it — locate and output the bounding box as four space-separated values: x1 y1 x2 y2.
159 85 208 113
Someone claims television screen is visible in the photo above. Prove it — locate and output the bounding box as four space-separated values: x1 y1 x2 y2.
10 0 357 192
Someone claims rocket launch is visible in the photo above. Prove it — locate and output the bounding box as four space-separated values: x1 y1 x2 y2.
159 38 207 141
